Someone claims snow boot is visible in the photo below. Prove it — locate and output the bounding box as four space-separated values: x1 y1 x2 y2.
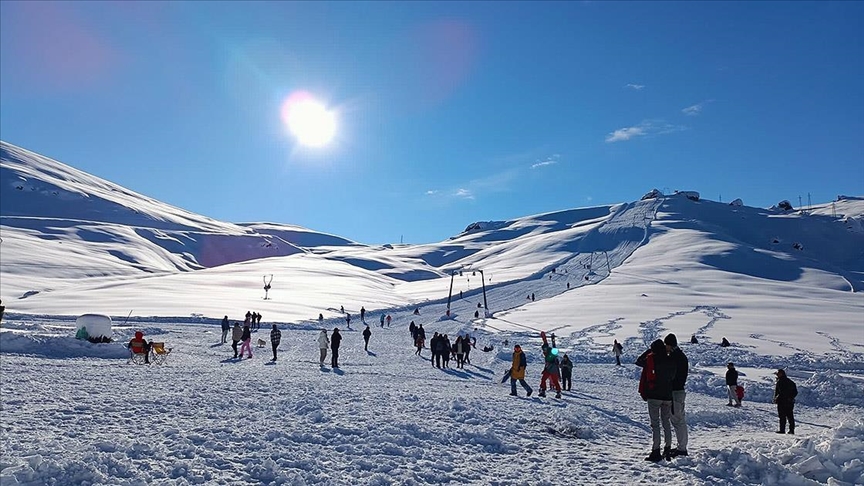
644 449 662 462
555 391 561 399
509 392 517 396
670 449 688 457
538 389 546 397
526 389 532 397
663 446 672 461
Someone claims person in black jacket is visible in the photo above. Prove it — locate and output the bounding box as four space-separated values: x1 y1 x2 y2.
331 328 342 368
726 363 740 407
636 339 677 462
362 325 372 352
664 333 689 457
559 354 573 391
773 369 798 434
220 316 230 344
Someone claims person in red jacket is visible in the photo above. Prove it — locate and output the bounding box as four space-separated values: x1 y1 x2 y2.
128 331 151 364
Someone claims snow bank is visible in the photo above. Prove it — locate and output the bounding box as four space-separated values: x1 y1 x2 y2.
0 331 130 359
693 419 864 485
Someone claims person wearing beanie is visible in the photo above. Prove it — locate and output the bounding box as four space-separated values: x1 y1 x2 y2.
773 369 798 434
636 339 677 462
665 333 689 457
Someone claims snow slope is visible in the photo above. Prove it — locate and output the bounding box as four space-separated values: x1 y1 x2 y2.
1 141 863 485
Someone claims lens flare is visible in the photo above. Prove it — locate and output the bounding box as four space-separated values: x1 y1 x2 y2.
280 91 337 148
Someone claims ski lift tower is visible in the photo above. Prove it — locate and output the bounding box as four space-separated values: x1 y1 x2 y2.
445 270 456 317
477 269 490 317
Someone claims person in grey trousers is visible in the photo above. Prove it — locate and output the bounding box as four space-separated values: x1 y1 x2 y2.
317 330 329 366
665 333 689 457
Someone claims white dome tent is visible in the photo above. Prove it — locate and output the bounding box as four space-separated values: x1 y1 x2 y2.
75 314 113 343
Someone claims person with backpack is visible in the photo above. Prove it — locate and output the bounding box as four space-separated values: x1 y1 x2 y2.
317 329 329 365
362 324 372 351
331 328 342 368
637 339 677 462
613 340 624 366
538 334 562 398
773 369 798 434
231 322 243 358
726 362 741 407
665 333 689 457
270 324 281 362
559 354 573 391
220 316 230 344
509 344 533 397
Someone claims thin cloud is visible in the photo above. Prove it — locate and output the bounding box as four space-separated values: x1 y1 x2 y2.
531 154 561 169
425 190 438 195
454 188 474 199
625 83 645 91
605 120 686 143
682 99 713 116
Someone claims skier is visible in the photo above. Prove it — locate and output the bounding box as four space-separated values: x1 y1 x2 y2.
559 354 573 391
270 324 281 361
362 325 372 351
773 369 798 434
317 329 329 366
220 316 230 344
231 322 243 358
637 339 676 462
239 322 253 359
331 328 342 368
613 339 624 366
665 333 689 457
509 344 533 397
538 334 562 398
726 362 741 407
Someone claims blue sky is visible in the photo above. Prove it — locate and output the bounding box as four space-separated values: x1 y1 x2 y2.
2 1 862 244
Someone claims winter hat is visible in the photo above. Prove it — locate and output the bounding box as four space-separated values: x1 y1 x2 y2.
664 333 678 347
135 331 143 339
650 339 665 355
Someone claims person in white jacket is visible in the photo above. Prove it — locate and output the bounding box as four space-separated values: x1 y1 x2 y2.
318 330 329 365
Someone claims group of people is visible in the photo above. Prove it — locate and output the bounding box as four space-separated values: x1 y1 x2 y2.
427 332 475 369
245 311 263 331
317 328 343 368
633 332 799 462
507 333 573 399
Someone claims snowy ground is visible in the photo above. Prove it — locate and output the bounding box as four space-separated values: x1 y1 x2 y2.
1 311 862 486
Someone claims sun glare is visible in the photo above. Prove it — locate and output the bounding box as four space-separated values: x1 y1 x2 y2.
280 91 337 148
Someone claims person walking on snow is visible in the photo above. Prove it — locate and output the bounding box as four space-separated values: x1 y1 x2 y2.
613 340 624 366
330 328 342 368
239 322 253 359
726 363 741 407
362 325 372 351
773 369 798 434
231 322 243 358
270 324 281 361
559 354 573 391
221 316 230 344
665 333 689 457
318 329 329 365
637 339 677 462
509 344 533 397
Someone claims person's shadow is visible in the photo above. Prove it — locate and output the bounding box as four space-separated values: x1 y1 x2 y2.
366 351 377 357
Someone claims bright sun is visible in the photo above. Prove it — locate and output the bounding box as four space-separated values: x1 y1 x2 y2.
280 91 337 148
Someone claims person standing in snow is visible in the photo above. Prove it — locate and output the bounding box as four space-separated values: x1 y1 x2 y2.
665 333 689 457
430 332 440 367
637 339 676 462
442 335 452 368
318 313 324 326
559 354 573 391
270 324 281 362
613 340 624 366
386 315 392 327
454 335 467 368
318 329 329 366
726 362 740 407
245 311 252 328
362 324 372 351
360 306 366 323
380 314 385 328
239 322 253 359
231 322 243 358
345 313 351 330
463 333 473 365
538 340 562 398
509 344 533 397
773 369 798 434
257 312 263 329
409 321 416 339
220 316 230 344
330 328 342 368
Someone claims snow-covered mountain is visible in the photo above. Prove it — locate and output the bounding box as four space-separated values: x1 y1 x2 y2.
2 141 863 485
